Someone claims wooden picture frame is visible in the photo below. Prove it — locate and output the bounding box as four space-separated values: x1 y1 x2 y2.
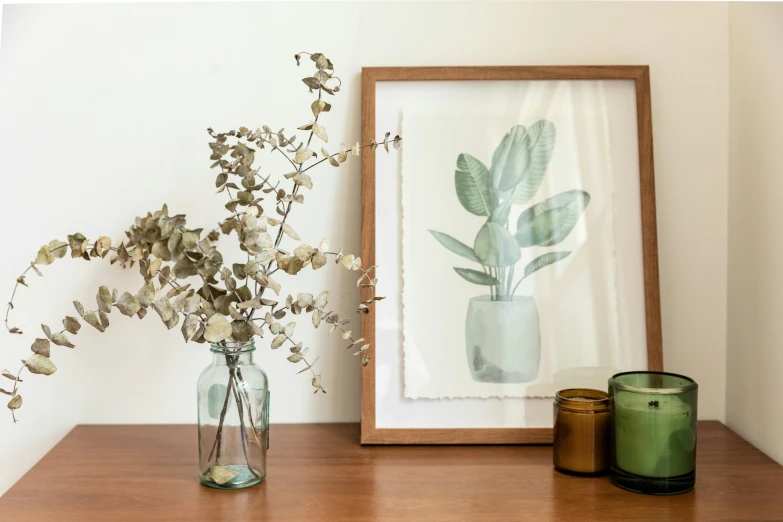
360 66 662 444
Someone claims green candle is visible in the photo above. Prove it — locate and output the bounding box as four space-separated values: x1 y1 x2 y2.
613 393 695 477
609 372 698 495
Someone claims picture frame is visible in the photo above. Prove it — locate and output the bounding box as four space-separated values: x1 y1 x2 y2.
360 66 662 444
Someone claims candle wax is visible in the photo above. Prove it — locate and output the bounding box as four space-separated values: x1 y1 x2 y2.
613 393 696 478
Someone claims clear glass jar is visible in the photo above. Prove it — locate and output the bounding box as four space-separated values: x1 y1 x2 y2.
197 341 269 489
553 388 610 475
609 371 698 495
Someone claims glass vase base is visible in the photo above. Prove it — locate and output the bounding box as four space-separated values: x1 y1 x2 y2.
610 466 694 495
200 465 266 490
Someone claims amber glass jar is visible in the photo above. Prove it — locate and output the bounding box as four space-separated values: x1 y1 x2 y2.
553 389 610 475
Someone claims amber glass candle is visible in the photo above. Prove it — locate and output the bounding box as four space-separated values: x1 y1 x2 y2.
553 389 610 475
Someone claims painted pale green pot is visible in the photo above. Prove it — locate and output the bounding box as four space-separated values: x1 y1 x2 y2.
465 296 541 383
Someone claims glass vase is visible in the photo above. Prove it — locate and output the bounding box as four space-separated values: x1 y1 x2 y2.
197 341 269 489
609 371 698 495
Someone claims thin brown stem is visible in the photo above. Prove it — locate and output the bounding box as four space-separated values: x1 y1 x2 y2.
301 139 395 174
207 371 235 463
230 370 261 479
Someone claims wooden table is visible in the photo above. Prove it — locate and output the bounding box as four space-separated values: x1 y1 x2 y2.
1 421 782 521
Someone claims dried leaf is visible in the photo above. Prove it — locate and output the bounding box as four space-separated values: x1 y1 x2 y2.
284 322 296 338
250 322 265 338
152 297 174 323
41 324 52 340
116 292 142 317
312 124 328 143
63 316 81 335
293 173 313 190
362 354 371 366
148 257 162 277
206 464 238 485
294 148 314 164
341 330 352 340
16 276 27 287
96 286 113 313
282 223 300 240
236 299 262 310
95 236 112 258
271 333 286 349
25 354 57 375
204 314 232 343
173 256 198 279
35 245 55 265
312 375 321 388
7 395 22 410
31 338 50 357
51 333 75 348
302 77 321 90
73 301 85 317
312 310 322 328
340 254 355 269
296 293 313 308
311 251 327 270
311 100 326 117
83 311 106 332
0 388 11 396
181 231 199 250
181 314 200 342
29 263 42 277
287 352 303 363
137 280 155 307
183 294 201 314
1 370 20 382
49 240 68 259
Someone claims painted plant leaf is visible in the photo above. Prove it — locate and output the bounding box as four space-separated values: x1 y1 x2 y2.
454 153 493 217
489 199 513 224
428 230 479 262
510 120 557 204
489 125 530 192
523 251 571 279
473 222 521 267
453 267 500 286
515 190 590 247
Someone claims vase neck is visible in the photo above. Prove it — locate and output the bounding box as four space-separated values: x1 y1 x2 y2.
211 351 254 366
210 341 255 366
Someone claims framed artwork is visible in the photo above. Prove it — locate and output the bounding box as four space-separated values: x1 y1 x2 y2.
360 66 662 444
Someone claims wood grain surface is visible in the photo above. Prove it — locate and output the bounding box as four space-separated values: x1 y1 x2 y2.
2 422 782 521
360 66 663 444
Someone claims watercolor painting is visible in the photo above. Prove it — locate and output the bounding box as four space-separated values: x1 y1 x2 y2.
428 121 590 383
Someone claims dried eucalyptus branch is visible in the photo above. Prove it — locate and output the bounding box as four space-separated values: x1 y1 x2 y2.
2 51 400 420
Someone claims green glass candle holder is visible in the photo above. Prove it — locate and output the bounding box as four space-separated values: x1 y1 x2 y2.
608 371 698 495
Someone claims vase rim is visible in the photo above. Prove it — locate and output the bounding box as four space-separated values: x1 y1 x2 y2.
609 371 698 394
210 340 256 354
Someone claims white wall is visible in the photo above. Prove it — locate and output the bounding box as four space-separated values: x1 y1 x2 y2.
0 2 729 494
726 2 783 465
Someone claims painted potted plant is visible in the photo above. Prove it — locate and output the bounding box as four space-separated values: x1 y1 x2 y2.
429 122 589 383
2 52 400 489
